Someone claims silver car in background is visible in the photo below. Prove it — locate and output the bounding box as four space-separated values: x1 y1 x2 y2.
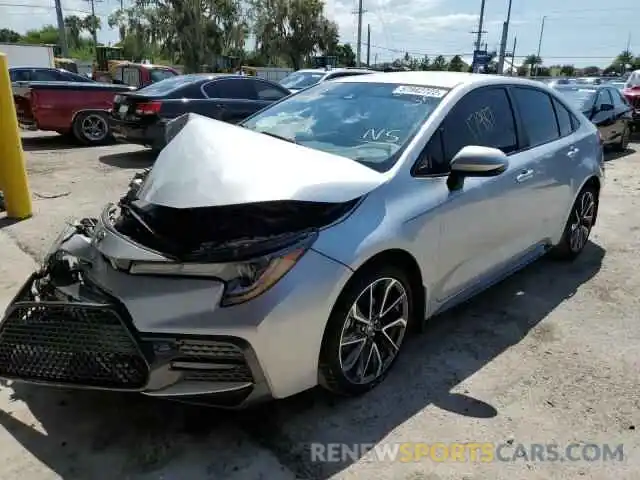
0 72 604 407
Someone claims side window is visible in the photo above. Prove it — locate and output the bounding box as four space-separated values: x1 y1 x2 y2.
113 67 124 83
552 98 574 137
594 90 612 111
442 87 518 160
610 88 626 107
204 79 256 99
511 87 559 148
254 80 288 100
31 69 63 81
414 129 448 176
10 70 29 82
122 67 140 87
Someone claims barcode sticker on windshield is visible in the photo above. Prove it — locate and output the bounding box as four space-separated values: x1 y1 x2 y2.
393 85 447 98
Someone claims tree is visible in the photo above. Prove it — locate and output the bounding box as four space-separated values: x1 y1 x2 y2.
523 54 542 74
22 25 59 45
418 55 430 70
448 55 465 72
559 64 575 76
430 55 447 71
333 43 355 67
0 28 21 43
250 0 336 70
613 50 634 67
582 66 601 76
64 16 85 49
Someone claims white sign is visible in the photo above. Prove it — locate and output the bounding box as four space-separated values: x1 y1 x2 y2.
393 85 447 98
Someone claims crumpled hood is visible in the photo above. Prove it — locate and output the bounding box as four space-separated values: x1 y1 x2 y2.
137 113 386 209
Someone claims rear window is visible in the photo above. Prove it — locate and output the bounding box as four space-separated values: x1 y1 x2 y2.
150 69 178 83
554 87 597 112
280 71 325 89
136 75 199 96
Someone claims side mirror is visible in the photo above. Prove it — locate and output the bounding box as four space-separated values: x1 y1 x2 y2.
447 146 508 191
599 103 614 112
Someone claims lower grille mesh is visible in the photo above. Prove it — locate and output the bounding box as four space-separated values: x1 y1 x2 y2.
173 340 254 383
0 303 148 389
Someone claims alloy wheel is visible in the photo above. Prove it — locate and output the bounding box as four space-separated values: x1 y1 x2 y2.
81 114 108 142
569 190 595 253
338 277 409 385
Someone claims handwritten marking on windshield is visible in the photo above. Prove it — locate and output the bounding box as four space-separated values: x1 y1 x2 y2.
362 128 401 143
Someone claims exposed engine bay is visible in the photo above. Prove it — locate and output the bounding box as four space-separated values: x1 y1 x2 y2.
112 168 361 262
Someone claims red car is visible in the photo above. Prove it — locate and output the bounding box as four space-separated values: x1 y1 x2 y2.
622 70 640 130
14 81 135 145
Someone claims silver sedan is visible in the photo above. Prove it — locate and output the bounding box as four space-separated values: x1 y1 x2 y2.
0 72 604 407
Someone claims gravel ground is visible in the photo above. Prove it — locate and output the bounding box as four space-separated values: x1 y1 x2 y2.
0 131 638 480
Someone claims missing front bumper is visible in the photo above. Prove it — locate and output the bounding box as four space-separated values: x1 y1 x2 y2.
0 274 269 407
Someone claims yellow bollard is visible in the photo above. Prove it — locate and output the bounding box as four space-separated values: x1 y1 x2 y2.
0 52 32 219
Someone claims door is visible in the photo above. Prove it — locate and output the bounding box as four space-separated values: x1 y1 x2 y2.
202 78 262 123
590 89 616 143
428 86 536 302
510 87 569 238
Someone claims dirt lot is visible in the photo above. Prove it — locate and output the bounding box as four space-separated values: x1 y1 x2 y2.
0 131 639 480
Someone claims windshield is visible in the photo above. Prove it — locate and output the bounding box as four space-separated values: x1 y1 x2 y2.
554 87 597 112
150 68 178 83
280 71 325 90
241 81 449 173
137 74 198 96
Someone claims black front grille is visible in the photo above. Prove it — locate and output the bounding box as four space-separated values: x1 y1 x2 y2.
0 303 148 389
171 340 254 383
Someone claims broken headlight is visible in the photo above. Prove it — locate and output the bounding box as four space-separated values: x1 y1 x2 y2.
128 235 314 306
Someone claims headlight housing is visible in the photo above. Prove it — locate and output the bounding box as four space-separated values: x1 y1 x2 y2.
128 235 315 306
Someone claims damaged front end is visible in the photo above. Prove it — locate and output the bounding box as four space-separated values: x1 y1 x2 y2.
0 165 362 403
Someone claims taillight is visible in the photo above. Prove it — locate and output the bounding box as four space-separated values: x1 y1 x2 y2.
597 130 603 144
135 101 162 115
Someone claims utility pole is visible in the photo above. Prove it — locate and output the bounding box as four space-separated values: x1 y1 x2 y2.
535 15 546 76
497 0 513 75
366 24 371 67
85 0 100 46
54 0 68 57
355 0 365 67
510 36 517 75
474 0 487 51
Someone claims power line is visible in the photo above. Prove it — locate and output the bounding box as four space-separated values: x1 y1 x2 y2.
362 43 630 59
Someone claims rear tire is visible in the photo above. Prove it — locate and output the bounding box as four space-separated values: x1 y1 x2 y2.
72 111 110 146
550 185 598 261
318 264 414 396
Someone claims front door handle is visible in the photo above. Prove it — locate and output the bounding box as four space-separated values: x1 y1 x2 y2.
516 169 534 183
567 146 580 158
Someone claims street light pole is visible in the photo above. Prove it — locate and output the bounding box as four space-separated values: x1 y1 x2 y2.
497 0 513 75
535 15 546 76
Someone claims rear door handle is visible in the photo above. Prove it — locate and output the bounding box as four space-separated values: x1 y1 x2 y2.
516 169 534 183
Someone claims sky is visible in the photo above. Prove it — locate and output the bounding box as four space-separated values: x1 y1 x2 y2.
2 0 639 68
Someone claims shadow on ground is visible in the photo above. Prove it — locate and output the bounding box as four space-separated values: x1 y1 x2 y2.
99 149 156 169
21 135 83 152
0 242 605 479
605 146 637 162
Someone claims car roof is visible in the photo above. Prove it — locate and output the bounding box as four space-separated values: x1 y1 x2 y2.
332 71 556 90
296 68 374 74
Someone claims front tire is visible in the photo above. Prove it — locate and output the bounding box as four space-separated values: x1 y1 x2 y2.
72 111 110 146
319 265 414 396
550 185 598 261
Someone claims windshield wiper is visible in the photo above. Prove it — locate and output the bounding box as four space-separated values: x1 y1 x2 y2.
258 131 297 144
